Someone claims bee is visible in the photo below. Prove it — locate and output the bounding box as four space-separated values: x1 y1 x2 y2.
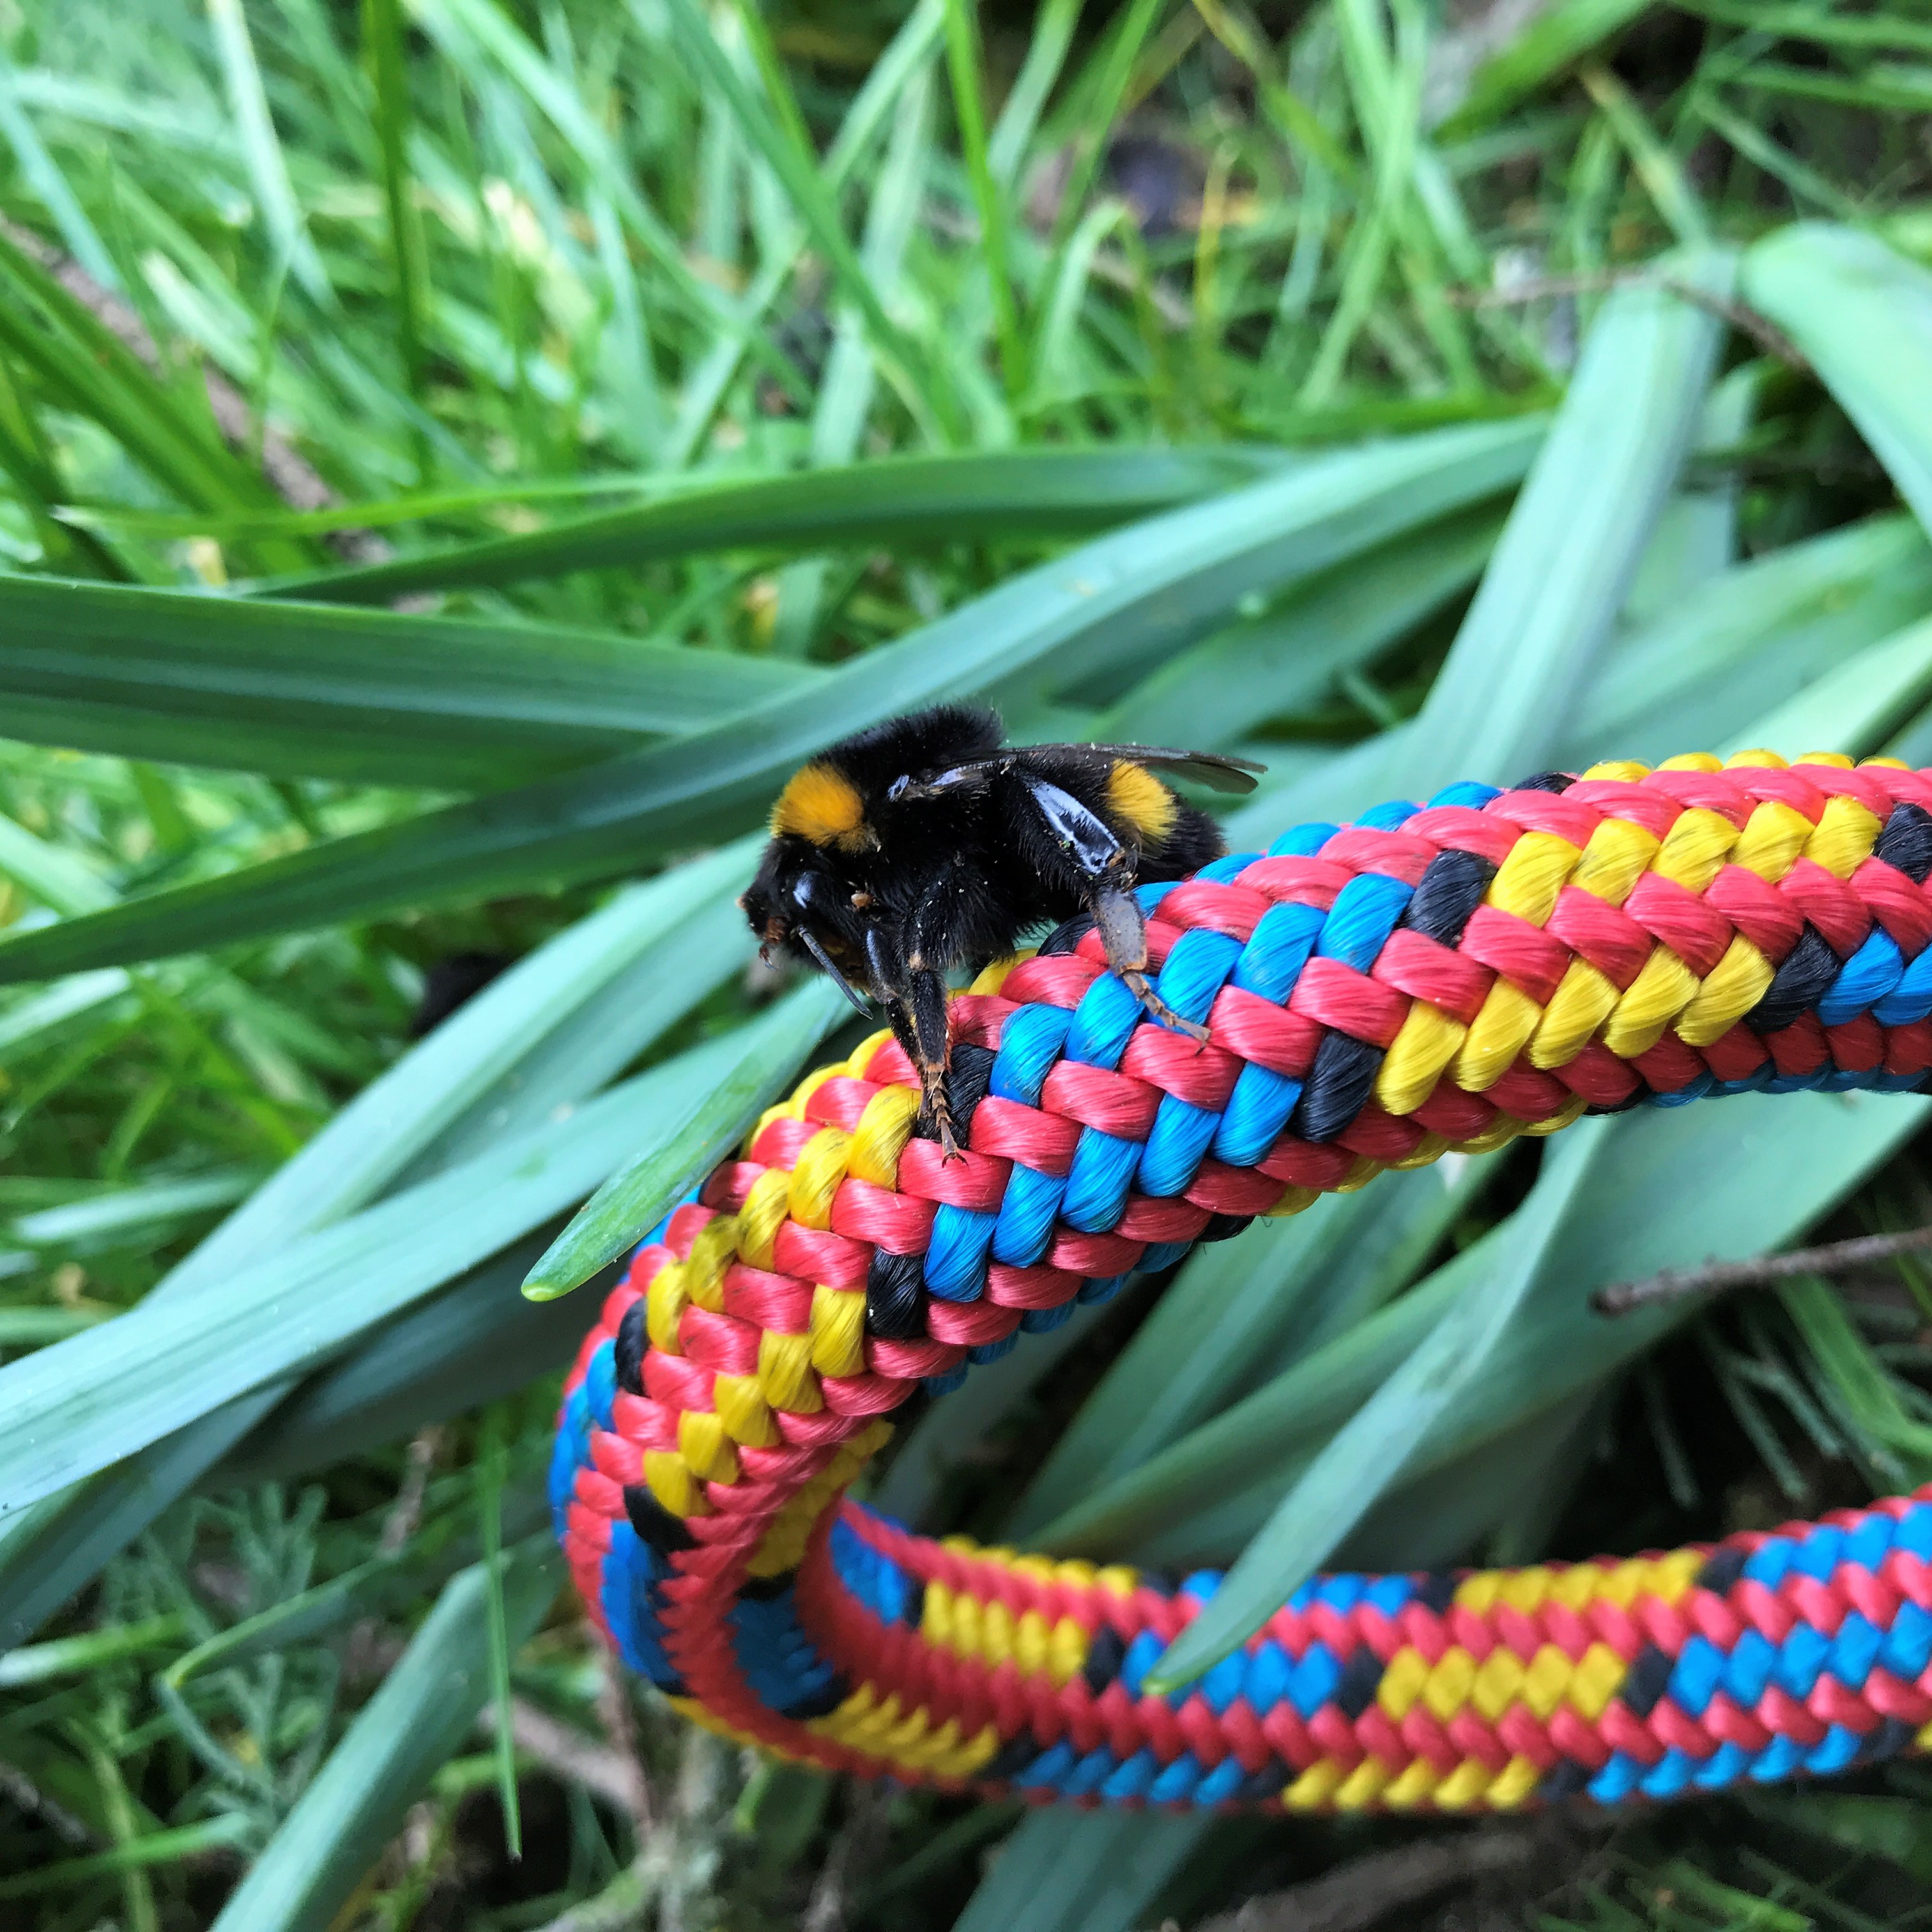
739 703 1263 1156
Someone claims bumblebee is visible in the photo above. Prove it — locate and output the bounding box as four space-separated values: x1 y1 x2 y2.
739 703 1262 1155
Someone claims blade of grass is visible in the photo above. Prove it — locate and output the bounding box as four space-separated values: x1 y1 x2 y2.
1143 1120 1605 1689
266 445 1291 602
362 0 433 476
1743 224 1932 537
953 1811 1209 1932
0 571 820 785
1367 256 1729 802
1094 502 1502 747
770 65 937 657
1434 0 1652 139
653 0 934 425
207 0 332 303
986 0 1080 187
521 980 846 1296
0 846 757 1637
210 1238 590 1482
944 0 1023 399
0 48 120 291
476 1407 519 1860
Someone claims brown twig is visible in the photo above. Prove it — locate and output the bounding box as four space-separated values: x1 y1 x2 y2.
478 1697 641 1816
0 218 390 562
590 1623 656 1835
378 1425 443 1557
1594 1223 1932 1315
1446 270 1810 371
1186 1825 1550 1932
801 1781 893 1932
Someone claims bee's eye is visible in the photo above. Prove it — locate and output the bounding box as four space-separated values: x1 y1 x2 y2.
887 775 909 802
790 873 820 910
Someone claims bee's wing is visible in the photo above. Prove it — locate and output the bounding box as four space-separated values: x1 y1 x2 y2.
910 744 1266 796
1062 744 1266 795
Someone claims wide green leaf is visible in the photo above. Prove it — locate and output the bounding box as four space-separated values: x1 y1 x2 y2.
211 1239 591 1483
1008 1156 1496 1539
1042 1087 1931 1566
270 447 1291 603
951 1811 1210 1932
0 420 1542 983
1379 257 1730 801
0 573 818 785
0 847 762 1636
1091 503 1503 748
1744 224 1932 537
1144 1121 1605 1688
523 978 848 1296
1556 513 1932 765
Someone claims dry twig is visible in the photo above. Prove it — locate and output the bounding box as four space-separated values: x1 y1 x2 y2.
1595 1223 1932 1315
477 1697 641 1815
1446 270 1809 371
1186 1825 1549 1932
801 1781 893 1932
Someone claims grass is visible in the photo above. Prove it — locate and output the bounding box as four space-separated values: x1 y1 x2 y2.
4 0 1932 1926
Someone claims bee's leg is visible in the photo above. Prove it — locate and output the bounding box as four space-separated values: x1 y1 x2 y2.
905 965 961 1158
1089 875 1210 1044
869 917 960 1158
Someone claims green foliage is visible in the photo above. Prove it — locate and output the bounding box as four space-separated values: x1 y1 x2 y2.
4 1 1932 1929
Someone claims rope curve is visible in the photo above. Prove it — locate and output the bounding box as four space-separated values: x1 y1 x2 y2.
553 750 1932 1814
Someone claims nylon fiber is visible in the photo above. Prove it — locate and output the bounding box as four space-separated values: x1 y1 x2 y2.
553 751 1932 1813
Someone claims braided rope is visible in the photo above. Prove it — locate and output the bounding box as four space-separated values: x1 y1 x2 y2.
553 750 1932 1813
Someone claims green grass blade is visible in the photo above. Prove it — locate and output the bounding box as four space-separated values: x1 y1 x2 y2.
952 1811 1209 1932
1434 0 1651 139
211 1238 587 1482
944 0 1025 397
0 850 756 1631
207 0 332 303
654 0 931 416
0 49 120 291
205 1538 559 1932
476 1408 520 1860
1009 1156 1496 1538
1734 611 1932 755
522 978 847 1296
269 446 1285 602
986 0 1080 186
362 0 433 466
0 420 1542 981
1379 257 1730 800
0 571 818 785
1142 1121 1605 1689
1744 224 1932 538
1094 504 1503 747
1559 514 1932 767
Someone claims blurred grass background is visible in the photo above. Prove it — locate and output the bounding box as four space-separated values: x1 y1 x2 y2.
7 0 1932 1927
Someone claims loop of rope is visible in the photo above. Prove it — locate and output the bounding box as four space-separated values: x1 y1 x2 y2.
553 751 1932 1813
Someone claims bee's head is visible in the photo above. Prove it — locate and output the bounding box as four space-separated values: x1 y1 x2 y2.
739 839 878 1015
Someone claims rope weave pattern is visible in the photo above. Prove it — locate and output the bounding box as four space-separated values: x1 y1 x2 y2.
554 751 1932 1812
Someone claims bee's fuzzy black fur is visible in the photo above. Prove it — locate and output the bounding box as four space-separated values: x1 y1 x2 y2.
740 703 1255 1153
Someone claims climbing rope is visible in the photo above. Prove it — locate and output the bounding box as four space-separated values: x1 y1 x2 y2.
553 750 1932 1813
